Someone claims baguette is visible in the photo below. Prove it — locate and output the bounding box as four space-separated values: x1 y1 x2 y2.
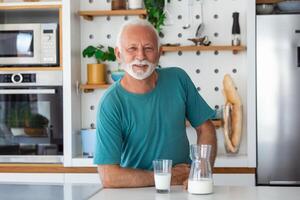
222 74 243 153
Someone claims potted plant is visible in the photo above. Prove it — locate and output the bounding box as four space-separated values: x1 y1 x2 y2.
144 0 166 33
24 113 49 137
82 44 116 85
7 104 30 136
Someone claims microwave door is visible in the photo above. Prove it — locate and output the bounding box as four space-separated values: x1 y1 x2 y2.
0 24 41 66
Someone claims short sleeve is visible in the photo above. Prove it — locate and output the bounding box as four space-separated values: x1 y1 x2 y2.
93 97 123 165
183 71 215 127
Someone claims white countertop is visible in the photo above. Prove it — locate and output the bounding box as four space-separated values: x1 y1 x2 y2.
0 182 101 200
90 185 300 200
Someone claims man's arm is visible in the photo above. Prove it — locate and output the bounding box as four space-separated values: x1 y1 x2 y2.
98 164 190 188
98 165 154 188
195 120 217 167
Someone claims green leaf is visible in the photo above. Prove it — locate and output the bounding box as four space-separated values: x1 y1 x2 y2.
82 44 116 63
82 46 96 58
95 50 104 61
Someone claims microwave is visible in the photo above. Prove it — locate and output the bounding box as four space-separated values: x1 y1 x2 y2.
0 23 59 67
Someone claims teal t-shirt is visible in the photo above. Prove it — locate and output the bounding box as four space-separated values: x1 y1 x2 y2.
94 67 215 170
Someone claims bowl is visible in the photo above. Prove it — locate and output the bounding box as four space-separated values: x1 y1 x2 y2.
256 4 274 14
111 70 125 82
277 1 300 12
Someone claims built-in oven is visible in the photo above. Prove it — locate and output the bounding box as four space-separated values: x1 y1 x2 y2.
0 71 63 163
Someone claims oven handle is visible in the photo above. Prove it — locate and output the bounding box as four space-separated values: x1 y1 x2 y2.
0 89 56 94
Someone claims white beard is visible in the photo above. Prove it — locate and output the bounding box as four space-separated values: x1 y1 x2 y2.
121 59 156 80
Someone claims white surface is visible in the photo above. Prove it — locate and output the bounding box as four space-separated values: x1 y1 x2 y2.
246 0 256 168
213 174 255 186
64 173 100 184
0 182 100 200
188 179 213 194
0 173 64 183
154 173 171 190
90 185 300 200
0 173 101 184
0 173 255 186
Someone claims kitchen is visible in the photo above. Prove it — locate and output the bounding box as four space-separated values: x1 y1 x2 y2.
0 0 299 199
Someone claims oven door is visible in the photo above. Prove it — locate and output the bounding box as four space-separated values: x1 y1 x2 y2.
0 86 63 163
0 24 41 66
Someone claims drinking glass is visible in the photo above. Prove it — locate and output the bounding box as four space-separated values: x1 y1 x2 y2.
153 159 172 193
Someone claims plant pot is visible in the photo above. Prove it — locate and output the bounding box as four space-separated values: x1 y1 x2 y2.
10 128 26 136
128 0 144 9
24 127 47 137
87 63 107 85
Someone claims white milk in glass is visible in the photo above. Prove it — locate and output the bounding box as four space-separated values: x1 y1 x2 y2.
154 173 171 191
188 178 213 194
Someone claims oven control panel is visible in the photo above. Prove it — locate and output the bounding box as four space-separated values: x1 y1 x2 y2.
0 73 36 83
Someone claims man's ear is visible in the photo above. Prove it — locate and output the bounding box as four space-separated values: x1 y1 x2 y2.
158 45 164 57
115 47 122 63
158 45 163 58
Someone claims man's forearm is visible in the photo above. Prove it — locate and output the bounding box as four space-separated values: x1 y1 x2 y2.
98 165 154 188
196 120 217 167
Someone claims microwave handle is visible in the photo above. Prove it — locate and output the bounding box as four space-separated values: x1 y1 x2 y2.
0 89 56 94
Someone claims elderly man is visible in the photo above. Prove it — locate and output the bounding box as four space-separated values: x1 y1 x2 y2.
94 19 217 188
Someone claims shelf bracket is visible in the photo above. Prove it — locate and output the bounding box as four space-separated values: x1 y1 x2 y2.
83 15 93 21
83 89 95 93
138 14 146 19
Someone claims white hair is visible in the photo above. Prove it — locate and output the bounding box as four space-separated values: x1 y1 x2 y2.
116 19 160 50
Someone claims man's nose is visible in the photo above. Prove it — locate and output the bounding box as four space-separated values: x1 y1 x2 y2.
136 48 146 60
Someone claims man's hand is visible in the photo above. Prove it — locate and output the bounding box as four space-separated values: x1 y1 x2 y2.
171 163 190 185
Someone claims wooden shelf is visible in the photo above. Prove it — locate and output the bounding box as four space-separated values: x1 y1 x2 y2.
161 45 246 54
80 83 111 92
256 0 282 4
0 3 62 10
0 66 63 71
78 9 147 21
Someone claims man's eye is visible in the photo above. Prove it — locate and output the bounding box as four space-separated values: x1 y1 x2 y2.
145 47 154 52
128 47 137 52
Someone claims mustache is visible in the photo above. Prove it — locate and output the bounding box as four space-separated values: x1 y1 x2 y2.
130 59 155 66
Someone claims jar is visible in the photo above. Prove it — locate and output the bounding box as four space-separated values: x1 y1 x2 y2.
111 0 126 10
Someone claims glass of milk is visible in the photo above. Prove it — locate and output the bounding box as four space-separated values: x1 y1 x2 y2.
153 159 172 193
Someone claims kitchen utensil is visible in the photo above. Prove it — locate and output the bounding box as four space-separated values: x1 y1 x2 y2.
231 12 241 46
188 36 210 46
188 37 206 45
195 0 205 37
188 144 213 194
183 0 193 29
164 0 174 26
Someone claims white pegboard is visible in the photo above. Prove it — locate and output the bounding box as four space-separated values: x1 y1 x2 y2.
80 0 248 156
